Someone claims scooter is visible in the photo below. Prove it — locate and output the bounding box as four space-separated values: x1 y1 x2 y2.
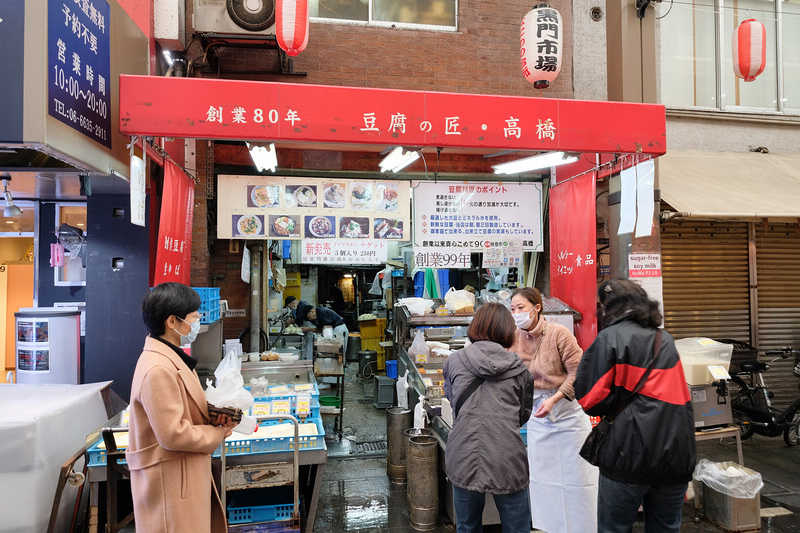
728 347 800 445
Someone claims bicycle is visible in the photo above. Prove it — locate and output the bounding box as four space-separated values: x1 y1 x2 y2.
728 346 800 445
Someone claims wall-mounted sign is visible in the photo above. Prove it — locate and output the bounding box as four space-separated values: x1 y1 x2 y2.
301 240 388 265
48 0 112 148
412 181 543 251
218 175 411 241
412 247 472 269
482 241 523 268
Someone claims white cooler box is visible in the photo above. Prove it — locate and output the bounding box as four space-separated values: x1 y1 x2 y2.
675 337 733 385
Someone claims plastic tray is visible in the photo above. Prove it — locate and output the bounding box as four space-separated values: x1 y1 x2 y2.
193 287 221 300
200 307 221 324
214 416 325 457
199 298 221 313
227 485 295 524
87 439 127 467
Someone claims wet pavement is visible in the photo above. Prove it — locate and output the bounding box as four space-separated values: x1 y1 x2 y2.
316 362 800 533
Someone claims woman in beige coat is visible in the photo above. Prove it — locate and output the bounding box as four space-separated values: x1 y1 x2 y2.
127 282 235 532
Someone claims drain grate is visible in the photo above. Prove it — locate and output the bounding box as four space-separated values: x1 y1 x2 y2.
354 440 387 454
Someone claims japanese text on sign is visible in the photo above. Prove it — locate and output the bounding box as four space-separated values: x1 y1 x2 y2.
301 240 388 265
413 181 543 251
482 241 523 268
48 0 111 148
413 247 472 269
554 249 595 276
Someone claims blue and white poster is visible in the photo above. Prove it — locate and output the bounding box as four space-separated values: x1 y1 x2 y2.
48 0 112 148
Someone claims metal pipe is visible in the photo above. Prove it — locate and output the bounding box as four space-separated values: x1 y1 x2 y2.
250 243 262 353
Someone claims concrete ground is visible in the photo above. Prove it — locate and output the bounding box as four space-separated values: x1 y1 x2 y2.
314 362 800 533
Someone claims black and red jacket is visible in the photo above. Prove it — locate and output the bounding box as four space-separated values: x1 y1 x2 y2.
574 317 697 486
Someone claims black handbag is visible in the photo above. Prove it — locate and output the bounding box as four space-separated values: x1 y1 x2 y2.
579 329 662 466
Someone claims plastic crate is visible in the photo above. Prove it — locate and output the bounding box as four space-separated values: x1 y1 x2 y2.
227 485 295 524
192 287 221 300
359 318 386 340
87 439 127 467
214 415 325 457
199 307 221 324
198 297 220 313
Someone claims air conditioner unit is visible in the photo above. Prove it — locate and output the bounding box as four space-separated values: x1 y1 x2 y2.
193 0 276 36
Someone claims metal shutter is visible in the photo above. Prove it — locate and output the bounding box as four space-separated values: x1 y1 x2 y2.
661 220 751 341
755 222 800 408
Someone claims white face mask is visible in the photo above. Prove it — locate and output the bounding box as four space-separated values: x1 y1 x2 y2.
174 317 201 344
513 310 533 330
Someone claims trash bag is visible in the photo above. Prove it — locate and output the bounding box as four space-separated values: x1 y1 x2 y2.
693 459 764 499
397 370 411 409
397 297 435 316
205 349 255 412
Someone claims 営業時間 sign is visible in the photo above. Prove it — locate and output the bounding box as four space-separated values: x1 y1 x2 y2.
48 0 111 148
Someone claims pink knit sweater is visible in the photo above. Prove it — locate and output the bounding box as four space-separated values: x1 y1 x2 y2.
510 315 584 400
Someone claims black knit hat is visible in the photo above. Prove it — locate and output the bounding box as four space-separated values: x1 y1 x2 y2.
284 296 297 307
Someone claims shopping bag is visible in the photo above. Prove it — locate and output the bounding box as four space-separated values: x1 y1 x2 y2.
205 349 255 413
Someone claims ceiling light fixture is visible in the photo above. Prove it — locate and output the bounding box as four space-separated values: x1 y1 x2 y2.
2 177 22 217
246 142 278 173
491 151 579 175
379 146 420 173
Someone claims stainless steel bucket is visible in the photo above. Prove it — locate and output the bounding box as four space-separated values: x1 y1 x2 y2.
386 407 413 484
407 435 439 531
346 334 361 361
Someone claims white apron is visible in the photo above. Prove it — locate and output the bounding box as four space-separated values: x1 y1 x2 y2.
528 389 598 533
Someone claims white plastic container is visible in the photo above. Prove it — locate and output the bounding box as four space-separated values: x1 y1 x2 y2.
675 337 733 385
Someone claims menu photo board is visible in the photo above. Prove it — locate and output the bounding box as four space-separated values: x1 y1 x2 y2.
218 176 411 241
16 319 50 373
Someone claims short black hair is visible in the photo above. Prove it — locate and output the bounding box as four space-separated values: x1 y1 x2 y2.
142 282 202 336
467 303 516 348
285 295 297 307
598 279 662 329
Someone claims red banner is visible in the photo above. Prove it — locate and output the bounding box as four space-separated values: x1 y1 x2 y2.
119 75 666 156
154 161 194 285
549 173 597 350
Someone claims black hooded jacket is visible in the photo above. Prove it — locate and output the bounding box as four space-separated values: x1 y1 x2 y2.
574 318 697 486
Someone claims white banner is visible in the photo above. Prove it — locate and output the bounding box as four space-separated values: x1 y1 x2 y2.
130 155 146 227
301 239 388 264
412 181 543 251
413 247 472 269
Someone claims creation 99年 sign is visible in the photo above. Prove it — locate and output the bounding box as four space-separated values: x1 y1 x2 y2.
412 181 543 251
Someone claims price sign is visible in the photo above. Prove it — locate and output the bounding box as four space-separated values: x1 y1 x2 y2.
296 397 310 417
251 403 271 416
271 400 291 415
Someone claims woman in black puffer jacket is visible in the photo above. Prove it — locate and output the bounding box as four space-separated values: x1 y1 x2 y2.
574 279 696 533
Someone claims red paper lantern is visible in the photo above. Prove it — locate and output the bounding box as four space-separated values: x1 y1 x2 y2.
520 4 563 89
732 18 766 82
276 0 309 57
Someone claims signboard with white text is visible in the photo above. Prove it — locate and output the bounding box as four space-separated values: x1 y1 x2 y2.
301 240 388 264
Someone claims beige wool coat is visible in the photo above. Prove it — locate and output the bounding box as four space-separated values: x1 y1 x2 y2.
126 336 229 533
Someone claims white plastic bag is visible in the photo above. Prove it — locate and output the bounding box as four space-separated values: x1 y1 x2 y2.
410 330 430 364
414 397 428 428
397 297 435 316
397 370 411 409
444 288 475 311
205 350 255 412
693 459 764 499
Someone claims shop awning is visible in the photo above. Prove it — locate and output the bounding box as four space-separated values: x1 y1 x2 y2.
659 150 800 219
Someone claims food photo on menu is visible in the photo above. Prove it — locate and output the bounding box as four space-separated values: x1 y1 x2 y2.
339 217 370 238
349 182 373 210
285 184 317 208
233 214 264 237
269 214 301 238
248 184 281 208
322 182 346 208
375 183 400 212
305 215 336 238
373 218 403 239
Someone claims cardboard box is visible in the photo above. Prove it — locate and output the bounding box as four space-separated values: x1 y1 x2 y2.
703 480 761 531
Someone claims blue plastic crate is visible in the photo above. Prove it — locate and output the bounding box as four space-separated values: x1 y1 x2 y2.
214 416 325 457
198 297 221 313
87 438 127 467
200 307 221 324
227 486 295 525
193 287 221 300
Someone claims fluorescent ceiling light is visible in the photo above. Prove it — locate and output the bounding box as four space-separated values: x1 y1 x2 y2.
492 151 579 175
379 146 420 173
247 142 278 173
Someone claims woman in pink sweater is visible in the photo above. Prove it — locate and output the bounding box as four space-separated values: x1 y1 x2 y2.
510 287 598 533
